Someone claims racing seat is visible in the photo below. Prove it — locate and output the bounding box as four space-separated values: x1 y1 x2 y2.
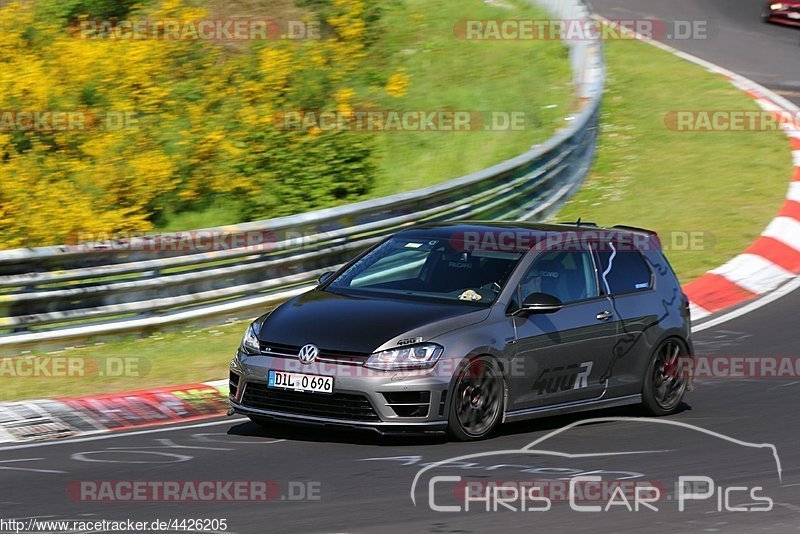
536 260 567 300
560 261 589 302
427 254 479 293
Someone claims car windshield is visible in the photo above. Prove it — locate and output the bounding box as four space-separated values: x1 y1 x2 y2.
326 235 524 304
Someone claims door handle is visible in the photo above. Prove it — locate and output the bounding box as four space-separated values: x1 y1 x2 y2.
596 311 613 321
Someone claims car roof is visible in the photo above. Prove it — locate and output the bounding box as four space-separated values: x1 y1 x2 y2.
395 221 661 252
398 220 656 237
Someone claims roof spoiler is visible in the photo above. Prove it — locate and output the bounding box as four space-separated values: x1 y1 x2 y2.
611 224 658 236
611 225 662 251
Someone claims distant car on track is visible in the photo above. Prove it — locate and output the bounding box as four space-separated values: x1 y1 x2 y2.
229 221 694 441
762 1 800 27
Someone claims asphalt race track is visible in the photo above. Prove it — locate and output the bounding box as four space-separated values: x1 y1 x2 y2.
2 2 800 532
593 0 800 101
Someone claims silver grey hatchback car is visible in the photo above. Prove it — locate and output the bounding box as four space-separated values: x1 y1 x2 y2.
229 221 693 441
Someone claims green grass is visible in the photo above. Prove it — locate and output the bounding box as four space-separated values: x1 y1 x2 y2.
552 38 791 283
156 202 244 232
365 0 574 197
0 325 244 402
155 0 574 230
2 28 793 402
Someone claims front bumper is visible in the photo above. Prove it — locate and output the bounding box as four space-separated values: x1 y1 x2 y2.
230 399 447 435
230 350 451 434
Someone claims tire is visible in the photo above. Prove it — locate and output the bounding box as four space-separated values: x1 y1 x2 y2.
641 338 689 416
447 356 505 441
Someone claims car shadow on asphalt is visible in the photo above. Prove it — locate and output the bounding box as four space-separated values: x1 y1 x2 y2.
497 402 692 438
225 402 691 446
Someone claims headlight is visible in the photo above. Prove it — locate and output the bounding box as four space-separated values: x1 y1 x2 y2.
240 323 260 355
772 3 787 10
363 343 443 371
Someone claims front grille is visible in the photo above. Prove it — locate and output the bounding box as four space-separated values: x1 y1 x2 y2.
241 382 380 422
259 341 371 365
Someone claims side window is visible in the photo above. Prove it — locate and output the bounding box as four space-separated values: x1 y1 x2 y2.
596 247 653 295
519 250 599 305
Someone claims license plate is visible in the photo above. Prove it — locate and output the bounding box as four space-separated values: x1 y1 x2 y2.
268 370 334 394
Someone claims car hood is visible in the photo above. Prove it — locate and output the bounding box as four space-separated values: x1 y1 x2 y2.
257 289 490 353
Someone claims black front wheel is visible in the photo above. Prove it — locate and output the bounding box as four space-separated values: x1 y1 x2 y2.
447 356 505 441
641 339 689 416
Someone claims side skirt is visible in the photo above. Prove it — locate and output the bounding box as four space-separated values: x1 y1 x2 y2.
502 394 642 423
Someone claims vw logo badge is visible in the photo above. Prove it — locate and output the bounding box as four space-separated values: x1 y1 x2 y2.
298 344 319 364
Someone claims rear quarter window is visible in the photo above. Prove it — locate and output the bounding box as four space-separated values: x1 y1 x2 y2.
596 248 653 295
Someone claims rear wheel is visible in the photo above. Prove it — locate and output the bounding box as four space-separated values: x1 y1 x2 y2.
447 356 504 441
641 339 688 416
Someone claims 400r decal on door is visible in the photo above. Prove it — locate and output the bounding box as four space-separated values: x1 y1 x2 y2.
533 362 593 395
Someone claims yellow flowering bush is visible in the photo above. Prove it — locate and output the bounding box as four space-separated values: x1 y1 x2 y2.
0 0 388 249
386 69 411 98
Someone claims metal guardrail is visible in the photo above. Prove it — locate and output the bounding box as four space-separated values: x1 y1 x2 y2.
0 0 604 349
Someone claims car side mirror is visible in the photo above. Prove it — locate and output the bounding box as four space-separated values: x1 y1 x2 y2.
317 271 335 285
515 292 563 315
